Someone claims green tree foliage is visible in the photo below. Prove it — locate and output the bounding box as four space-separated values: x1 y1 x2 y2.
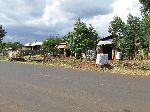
141 15 150 55
42 37 63 53
139 0 150 56
109 14 149 60
65 18 99 58
0 42 6 53
124 14 142 59
5 42 14 49
108 16 125 49
109 0 150 60
0 25 7 43
5 42 23 50
13 42 23 50
139 0 150 15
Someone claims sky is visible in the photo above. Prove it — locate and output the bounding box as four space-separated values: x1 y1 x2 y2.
0 0 141 44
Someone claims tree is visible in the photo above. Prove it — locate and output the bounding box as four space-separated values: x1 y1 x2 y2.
141 15 150 56
108 16 125 50
42 37 63 53
13 42 23 50
5 42 14 49
124 14 142 59
109 1 150 59
0 42 6 53
139 0 150 59
4 42 23 50
108 14 147 60
0 25 7 43
65 18 99 58
139 0 150 15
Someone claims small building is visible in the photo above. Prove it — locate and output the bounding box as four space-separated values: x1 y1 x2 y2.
56 43 70 57
97 35 114 60
23 41 43 55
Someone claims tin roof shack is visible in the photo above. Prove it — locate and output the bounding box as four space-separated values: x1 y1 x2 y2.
56 43 70 57
97 36 114 60
24 41 43 55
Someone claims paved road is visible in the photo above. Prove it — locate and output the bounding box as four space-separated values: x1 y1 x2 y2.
0 61 149 112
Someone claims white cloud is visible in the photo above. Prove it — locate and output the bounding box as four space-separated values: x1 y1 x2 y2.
0 0 141 43
59 0 114 18
111 0 141 22
82 0 141 37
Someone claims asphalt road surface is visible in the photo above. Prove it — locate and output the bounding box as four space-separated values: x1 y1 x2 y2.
0 61 149 112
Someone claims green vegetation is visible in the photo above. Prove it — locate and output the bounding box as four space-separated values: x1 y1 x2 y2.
11 57 150 76
5 42 23 50
64 18 99 58
0 42 6 53
108 16 125 50
109 14 149 60
139 0 150 15
0 25 6 43
42 37 63 53
0 42 23 53
0 55 7 60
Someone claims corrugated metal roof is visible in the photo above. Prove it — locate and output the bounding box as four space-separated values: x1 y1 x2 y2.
31 42 43 46
24 43 31 47
24 42 43 47
97 39 113 45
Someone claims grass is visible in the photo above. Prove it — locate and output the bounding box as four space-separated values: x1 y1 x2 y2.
0 56 7 61
1 55 150 77
39 58 150 76
110 60 150 76
112 66 150 76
